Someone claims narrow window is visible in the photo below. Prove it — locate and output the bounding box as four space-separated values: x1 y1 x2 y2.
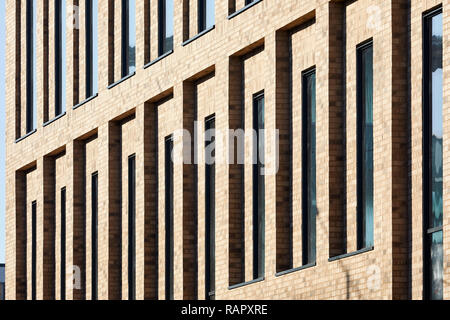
198 0 215 32
356 41 374 250
165 137 174 300
128 155 136 300
158 0 174 56
55 0 66 116
0 265 4 300
253 92 265 279
121 0 136 77
85 0 98 98
91 173 98 300
302 68 317 265
245 0 255 5
205 115 215 300
26 0 36 133
60 187 66 300
423 8 443 301
31 201 37 300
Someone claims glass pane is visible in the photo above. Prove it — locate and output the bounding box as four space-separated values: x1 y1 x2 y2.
307 72 317 263
258 97 265 278
128 0 136 74
164 0 174 53
362 44 374 248
430 13 443 229
206 0 215 29
430 231 443 300
253 95 265 279
92 0 98 93
55 0 66 115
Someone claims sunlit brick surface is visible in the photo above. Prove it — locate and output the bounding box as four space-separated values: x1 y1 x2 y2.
5 0 450 300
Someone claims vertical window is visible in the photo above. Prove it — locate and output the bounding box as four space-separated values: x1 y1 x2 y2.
205 116 215 300
424 8 443 301
128 155 136 300
55 0 66 116
0 265 4 300
121 0 136 77
85 0 98 97
26 0 37 133
165 137 174 300
60 187 66 300
91 173 98 300
253 92 265 279
158 0 173 56
356 41 374 250
31 201 37 300
198 0 215 32
302 69 317 265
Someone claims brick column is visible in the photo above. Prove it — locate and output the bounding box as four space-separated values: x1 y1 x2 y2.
72 140 85 300
43 156 56 299
107 121 122 299
228 55 245 286
182 81 197 299
143 102 158 299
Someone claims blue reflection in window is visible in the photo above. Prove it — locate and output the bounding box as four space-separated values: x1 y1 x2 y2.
159 0 173 55
425 10 443 301
55 0 66 116
122 0 136 77
199 0 215 32
430 12 443 229
86 0 98 97
430 231 443 300
26 0 37 132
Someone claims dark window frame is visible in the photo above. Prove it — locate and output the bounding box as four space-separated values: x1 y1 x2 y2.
60 187 66 300
31 201 37 300
85 0 94 98
26 0 35 133
198 0 214 33
91 172 98 300
158 0 173 56
128 155 136 300
55 0 64 117
165 136 174 300
356 39 374 250
205 115 215 300
423 6 443 301
252 91 265 280
121 0 129 77
301 67 317 266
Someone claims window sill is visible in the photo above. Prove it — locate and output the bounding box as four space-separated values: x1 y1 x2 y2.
328 246 374 262
143 50 174 69
228 277 264 290
107 72 136 90
275 263 316 277
228 0 263 20
15 129 37 143
182 26 215 47
43 112 66 127
73 93 98 110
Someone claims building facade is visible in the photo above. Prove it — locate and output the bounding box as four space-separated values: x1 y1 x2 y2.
4 0 449 300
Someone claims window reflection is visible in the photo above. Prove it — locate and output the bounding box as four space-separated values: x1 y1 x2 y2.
303 70 317 265
357 42 373 249
159 0 173 55
199 0 215 32
424 9 443 301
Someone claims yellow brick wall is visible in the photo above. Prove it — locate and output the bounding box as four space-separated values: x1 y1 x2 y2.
4 0 450 300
